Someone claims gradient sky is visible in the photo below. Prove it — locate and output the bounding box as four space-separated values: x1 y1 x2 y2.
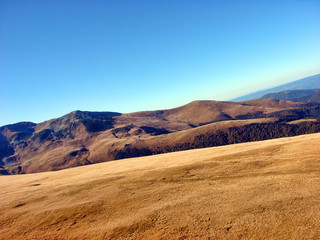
1 0 320 126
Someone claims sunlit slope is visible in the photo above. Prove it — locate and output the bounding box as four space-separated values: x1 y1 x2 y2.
1 133 320 239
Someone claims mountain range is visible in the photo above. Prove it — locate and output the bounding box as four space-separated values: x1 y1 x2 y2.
1 98 320 175
261 89 320 103
232 73 320 101
1 73 320 175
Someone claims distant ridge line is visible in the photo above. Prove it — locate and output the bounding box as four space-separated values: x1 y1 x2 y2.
231 73 320 102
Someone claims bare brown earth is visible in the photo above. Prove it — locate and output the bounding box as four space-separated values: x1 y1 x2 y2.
1 133 319 239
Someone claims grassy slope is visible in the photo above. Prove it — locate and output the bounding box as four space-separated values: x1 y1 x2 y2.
1 133 320 239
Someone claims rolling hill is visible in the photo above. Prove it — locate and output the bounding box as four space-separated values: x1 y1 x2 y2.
0 133 319 239
2 99 320 174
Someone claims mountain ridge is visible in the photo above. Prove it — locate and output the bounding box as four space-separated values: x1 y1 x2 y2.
261 89 320 103
232 73 320 101
1 98 320 175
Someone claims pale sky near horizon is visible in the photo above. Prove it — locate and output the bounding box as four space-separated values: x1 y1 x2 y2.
1 0 320 126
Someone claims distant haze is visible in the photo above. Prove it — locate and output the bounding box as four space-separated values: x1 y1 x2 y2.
232 74 320 102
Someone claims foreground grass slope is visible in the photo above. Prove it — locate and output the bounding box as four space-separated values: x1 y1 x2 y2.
0 133 320 239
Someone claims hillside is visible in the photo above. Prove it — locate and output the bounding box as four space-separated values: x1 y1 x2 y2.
0 99 320 174
2 99 320 174
0 133 319 239
232 73 320 101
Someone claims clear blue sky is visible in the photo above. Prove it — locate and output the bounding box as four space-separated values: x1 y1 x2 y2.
1 0 319 126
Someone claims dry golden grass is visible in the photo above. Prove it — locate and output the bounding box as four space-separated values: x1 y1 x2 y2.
287 119 317 124
1 133 320 239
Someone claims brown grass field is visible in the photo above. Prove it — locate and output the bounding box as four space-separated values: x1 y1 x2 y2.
0 133 320 239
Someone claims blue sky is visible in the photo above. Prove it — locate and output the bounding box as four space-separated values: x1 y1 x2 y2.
1 0 320 126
